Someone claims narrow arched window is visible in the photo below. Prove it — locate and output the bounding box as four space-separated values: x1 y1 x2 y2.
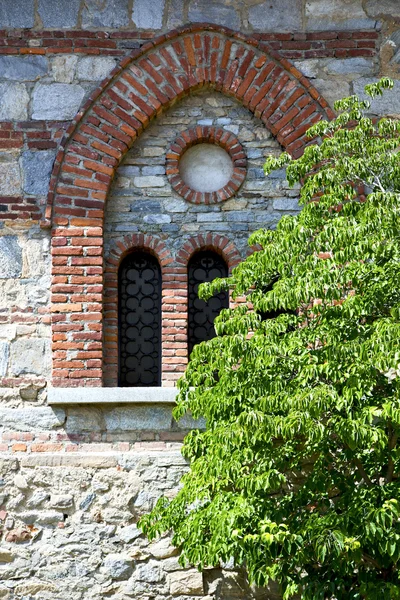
188 250 229 356
118 251 161 387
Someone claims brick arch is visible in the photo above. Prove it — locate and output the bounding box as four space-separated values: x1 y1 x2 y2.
103 234 174 387
176 234 241 272
48 23 334 387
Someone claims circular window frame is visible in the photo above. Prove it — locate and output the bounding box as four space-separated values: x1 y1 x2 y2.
166 126 247 204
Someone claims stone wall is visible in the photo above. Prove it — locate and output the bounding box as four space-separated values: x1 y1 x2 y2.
1 2 400 599
0 0 395 33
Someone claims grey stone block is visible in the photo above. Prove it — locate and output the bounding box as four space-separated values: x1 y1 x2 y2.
273 198 300 211
0 236 22 279
249 0 302 32
387 31 400 65
365 0 399 18
189 0 240 29
21 454 117 468
132 0 166 29
0 56 48 82
248 167 265 179
324 58 375 76
148 538 178 559
37 0 80 28
169 569 204 595
79 493 96 511
130 200 161 212
76 57 117 81
293 59 320 79
117 524 142 543
142 146 165 157
0 82 29 120
0 158 21 196
313 78 350 109
66 407 104 432
104 554 133 580
21 151 56 196
0 324 16 340
31 84 85 120
51 55 78 83
142 166 165 175
246 148 263 159
224 124 239 135
353 78 400 116
225 211 252 222
305 0 376 30
143 213 171 224
197 213 223 222
118 166 140 177
104 406 173 431
165 198 187 212
82 0 130 28
134 176 165 188
26 489 49 508
120 451 186 470
161 223 179 233
19 511 64 525
167 0 184 28
0 0 34 27
10 338 50 376
0 342 9 376
135 560 163 583
175 412 206 430
231 222 249 232
0 407 65 432
49 494 74 509
114 224 139 232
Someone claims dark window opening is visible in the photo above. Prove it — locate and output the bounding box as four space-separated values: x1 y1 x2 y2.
118 251 161 387
188 250 229 356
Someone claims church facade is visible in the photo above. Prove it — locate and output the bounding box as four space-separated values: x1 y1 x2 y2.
0 1 398 598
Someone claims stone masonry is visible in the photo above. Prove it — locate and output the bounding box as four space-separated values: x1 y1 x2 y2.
0 1 400 599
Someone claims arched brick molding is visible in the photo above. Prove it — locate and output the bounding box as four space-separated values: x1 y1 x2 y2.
103 234 175 387
176 233 242 272
46 23 334 387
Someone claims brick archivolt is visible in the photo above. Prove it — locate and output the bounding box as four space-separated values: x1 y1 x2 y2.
47 23 333 387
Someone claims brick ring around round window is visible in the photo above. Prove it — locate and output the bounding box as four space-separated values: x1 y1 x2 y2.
166 126 247 204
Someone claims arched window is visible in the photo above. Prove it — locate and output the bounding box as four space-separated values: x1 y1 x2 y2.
118 251 161 387
188 250 229 356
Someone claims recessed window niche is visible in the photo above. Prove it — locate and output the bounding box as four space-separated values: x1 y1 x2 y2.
166 126 247 204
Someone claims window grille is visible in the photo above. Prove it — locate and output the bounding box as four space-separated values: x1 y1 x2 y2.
118 251 161 387
188 251 229 356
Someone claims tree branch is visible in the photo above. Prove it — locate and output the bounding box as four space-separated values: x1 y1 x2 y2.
353 457 374 487
386 425 398 484
362 553 382 570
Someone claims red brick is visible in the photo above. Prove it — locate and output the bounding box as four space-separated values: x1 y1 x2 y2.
31 443 63 452
12 443 27 452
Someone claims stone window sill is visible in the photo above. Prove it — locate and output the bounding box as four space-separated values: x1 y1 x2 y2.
48 387 178 405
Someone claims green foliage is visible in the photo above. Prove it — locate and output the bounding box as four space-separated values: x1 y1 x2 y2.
139 78 400 599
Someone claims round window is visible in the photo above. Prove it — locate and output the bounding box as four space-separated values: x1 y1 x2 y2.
179 143 234 193
166 126 247 204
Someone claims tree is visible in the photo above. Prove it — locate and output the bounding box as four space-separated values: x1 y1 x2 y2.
139 78 400 600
